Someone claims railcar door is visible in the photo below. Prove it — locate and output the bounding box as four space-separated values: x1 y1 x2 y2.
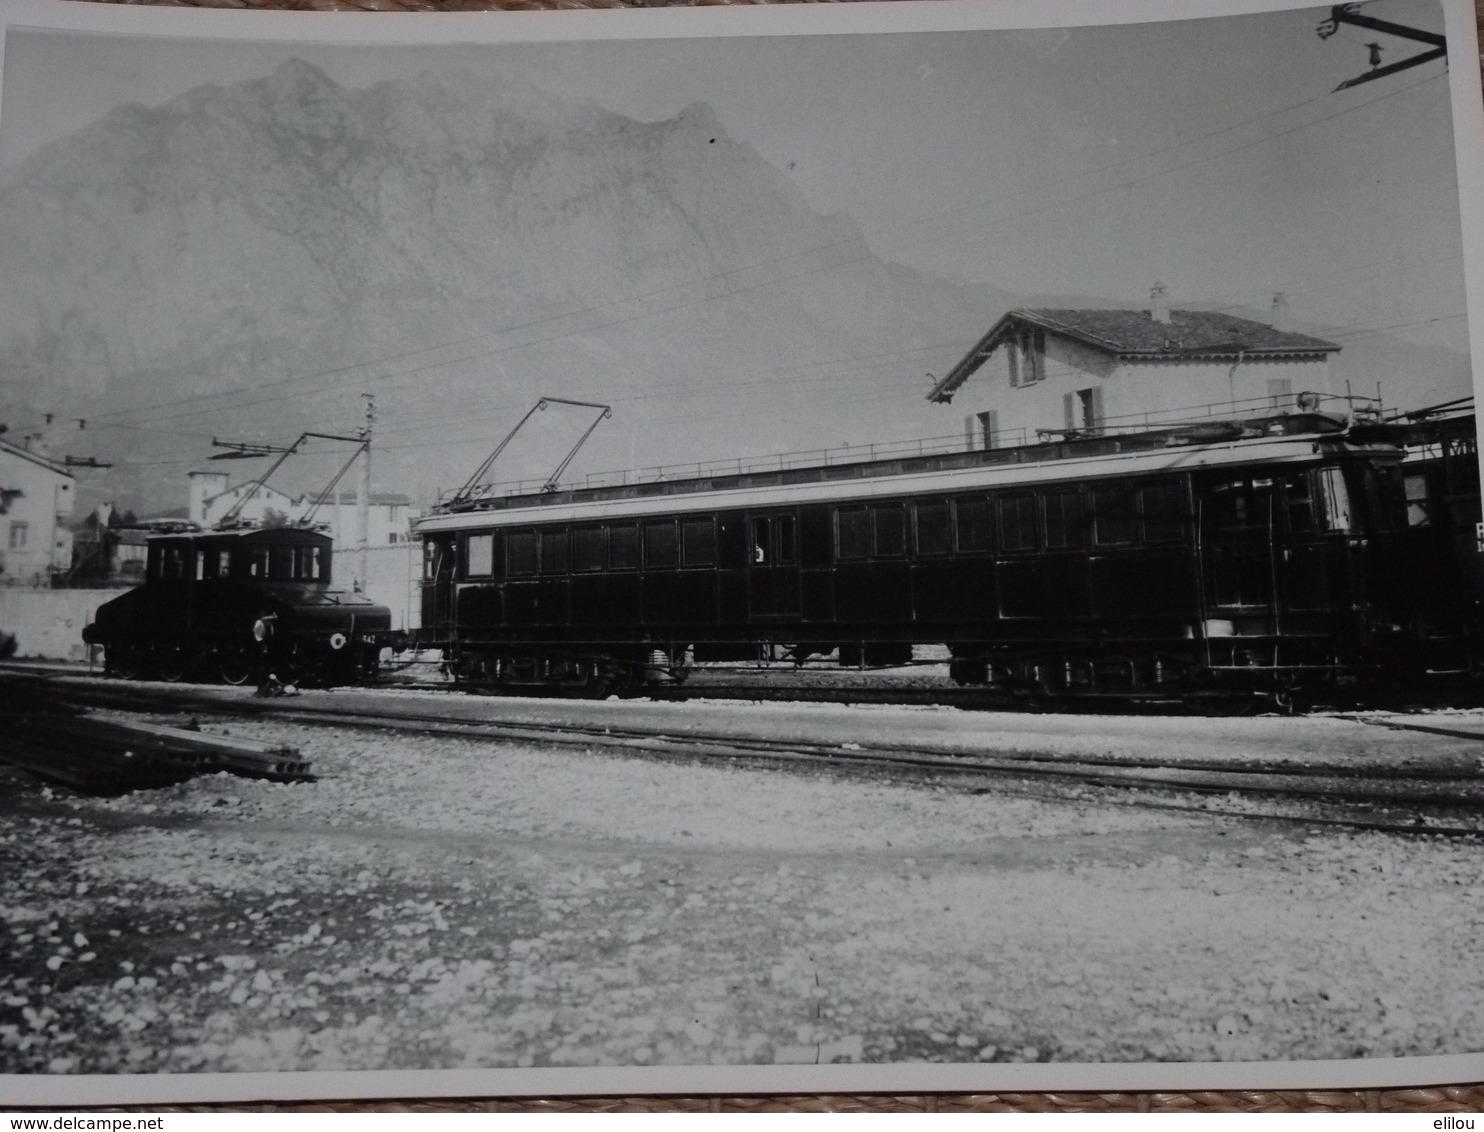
1197 474 1280 625
420 534 457 643
748 513 801 618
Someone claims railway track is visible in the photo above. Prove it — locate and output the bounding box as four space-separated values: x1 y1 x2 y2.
20 671 1484 838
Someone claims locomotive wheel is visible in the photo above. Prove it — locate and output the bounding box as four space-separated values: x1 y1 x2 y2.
110 645 141 680
153 644 190 683
219 651 256 686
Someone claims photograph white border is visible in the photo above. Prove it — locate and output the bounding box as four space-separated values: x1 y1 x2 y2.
1 0 1482 1104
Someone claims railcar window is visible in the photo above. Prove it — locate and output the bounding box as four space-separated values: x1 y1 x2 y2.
218 550 233 578
1404 473 1432 528
682 518 717 567
272 546 295 579
248 547 269 578
195 550 208 580
466 534 494 577
540 530 569 575
572 526 605 572
1091 485 1138 546
508 531 538 576
914 501 951 556
837 507 870 560
998 494 1037 552
1318 467 1353 533
1044 489 1082 549
955 499 991 553
609 524 640 570
777 516 797 564
645 520 679 569
1282 474 1315 534
873 504 905 557
1140 482 1186 543
751 517 772 564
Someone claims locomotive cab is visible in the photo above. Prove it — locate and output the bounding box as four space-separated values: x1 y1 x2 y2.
83 525 398 686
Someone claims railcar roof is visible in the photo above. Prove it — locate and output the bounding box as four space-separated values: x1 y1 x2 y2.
144 525 333 545
419 413 1389 533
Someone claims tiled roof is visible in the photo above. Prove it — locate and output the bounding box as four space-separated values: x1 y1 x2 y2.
1020 309 1341 356
928 308 1340 401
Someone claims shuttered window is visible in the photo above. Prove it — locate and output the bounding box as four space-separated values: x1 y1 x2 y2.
914 501 951 556
508 531 538 576
998 494 1037 552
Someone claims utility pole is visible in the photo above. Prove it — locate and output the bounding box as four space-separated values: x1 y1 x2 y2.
359 393 374 593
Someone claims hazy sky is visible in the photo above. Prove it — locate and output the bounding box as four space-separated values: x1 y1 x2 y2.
1 0 1463 342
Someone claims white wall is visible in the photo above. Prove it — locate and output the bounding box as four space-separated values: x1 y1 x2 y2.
954 333 1332 447
0 587 125 660
0 450 74 584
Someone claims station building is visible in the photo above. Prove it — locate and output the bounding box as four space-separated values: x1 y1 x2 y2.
927 285 1342 449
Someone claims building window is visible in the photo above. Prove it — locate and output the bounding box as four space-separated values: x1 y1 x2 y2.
1065 387 1104 435
7 521 28 550
1007 329 1046 387
975 410 1000 451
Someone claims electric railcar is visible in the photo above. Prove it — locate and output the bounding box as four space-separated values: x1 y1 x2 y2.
414 412 1482 704
82 525 402 686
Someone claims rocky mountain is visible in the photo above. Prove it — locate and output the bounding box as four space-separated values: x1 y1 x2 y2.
0 60 1009 512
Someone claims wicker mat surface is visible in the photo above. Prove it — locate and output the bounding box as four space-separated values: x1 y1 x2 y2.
26 0 1484 1113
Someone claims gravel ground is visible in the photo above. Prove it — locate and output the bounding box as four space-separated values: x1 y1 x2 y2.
3 705 1483 1076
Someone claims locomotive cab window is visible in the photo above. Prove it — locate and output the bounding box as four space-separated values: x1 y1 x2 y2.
247 547 269 579
300 546 325 581
465 534 494 577
272 546 296 580
1282 474 1316 535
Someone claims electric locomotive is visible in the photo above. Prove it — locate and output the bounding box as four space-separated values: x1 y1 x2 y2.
82 524 402 686
414 411 1478 704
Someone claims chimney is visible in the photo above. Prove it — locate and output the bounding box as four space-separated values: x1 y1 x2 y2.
1150 281 1171 325
1270 291 1290 332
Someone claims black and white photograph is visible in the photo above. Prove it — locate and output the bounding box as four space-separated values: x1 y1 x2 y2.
1 0 1483 1100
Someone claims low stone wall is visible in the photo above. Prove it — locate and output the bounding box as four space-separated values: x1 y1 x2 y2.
0 587 126 661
